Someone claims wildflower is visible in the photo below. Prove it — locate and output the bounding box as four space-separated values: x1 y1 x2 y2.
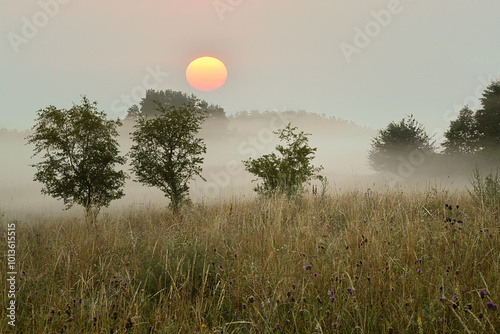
439 297 445 302
453 295 458 301
313 273 318 278
34 291 38 295
329 290 334 295
234 253 237 259
439 317 446 324
330 296 336 302
275 323 280 329
218 264 223 269
417 269 422 274
303 265 312 270
332 322 338 329
347 288 353 296
229 280 233 285
479 290 487 298
485 302 498 311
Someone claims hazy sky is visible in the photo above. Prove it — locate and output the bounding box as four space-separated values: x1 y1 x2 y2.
2 0 500 137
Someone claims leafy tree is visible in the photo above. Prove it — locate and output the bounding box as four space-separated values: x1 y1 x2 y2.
368 115 434 173
475 80 500 153
243 123 323 198
442 106 479 155
129 101 207 212
139 89 225 119
26 96 127 220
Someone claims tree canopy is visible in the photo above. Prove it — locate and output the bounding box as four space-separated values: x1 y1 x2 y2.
129 100 207 212
26 96 127 220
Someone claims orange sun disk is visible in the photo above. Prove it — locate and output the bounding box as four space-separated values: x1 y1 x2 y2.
186 57 227 92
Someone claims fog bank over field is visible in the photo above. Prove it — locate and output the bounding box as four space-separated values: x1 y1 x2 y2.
0 111 474 216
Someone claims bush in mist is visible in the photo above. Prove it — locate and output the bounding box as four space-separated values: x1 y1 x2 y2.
129 101 206 212
243 123 323 198
26 96 126 220
368 115 435 174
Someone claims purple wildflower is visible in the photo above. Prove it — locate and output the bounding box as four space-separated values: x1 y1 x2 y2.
439 297 445 302
479 290 487 298
330 296 336 302
329 290 334 295
34 291 38 295
332 322 338 329
453 295 458 301
218 264 223 269
313 273 318 278
485 302 498 311
229 280 233 285
303 265 311 270
347 288 353 296
275 323 280 329
417 269 422 274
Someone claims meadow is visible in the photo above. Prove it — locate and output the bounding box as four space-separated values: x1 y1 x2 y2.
1 187 499 333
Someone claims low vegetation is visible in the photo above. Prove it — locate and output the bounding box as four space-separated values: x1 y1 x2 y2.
1 187 499 333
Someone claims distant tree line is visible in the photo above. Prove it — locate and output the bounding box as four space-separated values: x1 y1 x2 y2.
125 89 226 120
368 80 500 179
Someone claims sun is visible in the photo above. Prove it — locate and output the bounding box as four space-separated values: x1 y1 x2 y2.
186 57 227 92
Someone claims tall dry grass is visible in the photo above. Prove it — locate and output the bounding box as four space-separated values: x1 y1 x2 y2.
0 188 499 333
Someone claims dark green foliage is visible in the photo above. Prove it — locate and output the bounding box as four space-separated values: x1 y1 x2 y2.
443 80 500 160
442 106 479 155
26 96 126 218
475 80 500 154
129 101 207 212
138 89 225 119
243 123 323 197
368 115 434 173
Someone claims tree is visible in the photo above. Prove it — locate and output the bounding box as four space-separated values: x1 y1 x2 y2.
243 123 323 198
125 104 140 121
26 96 127 220
442 106 479 155
129 101 207 212
475 80 500 154
368 115 434 173
139 89 226 119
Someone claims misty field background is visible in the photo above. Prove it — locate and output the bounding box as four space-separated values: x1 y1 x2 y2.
1 187 499 333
